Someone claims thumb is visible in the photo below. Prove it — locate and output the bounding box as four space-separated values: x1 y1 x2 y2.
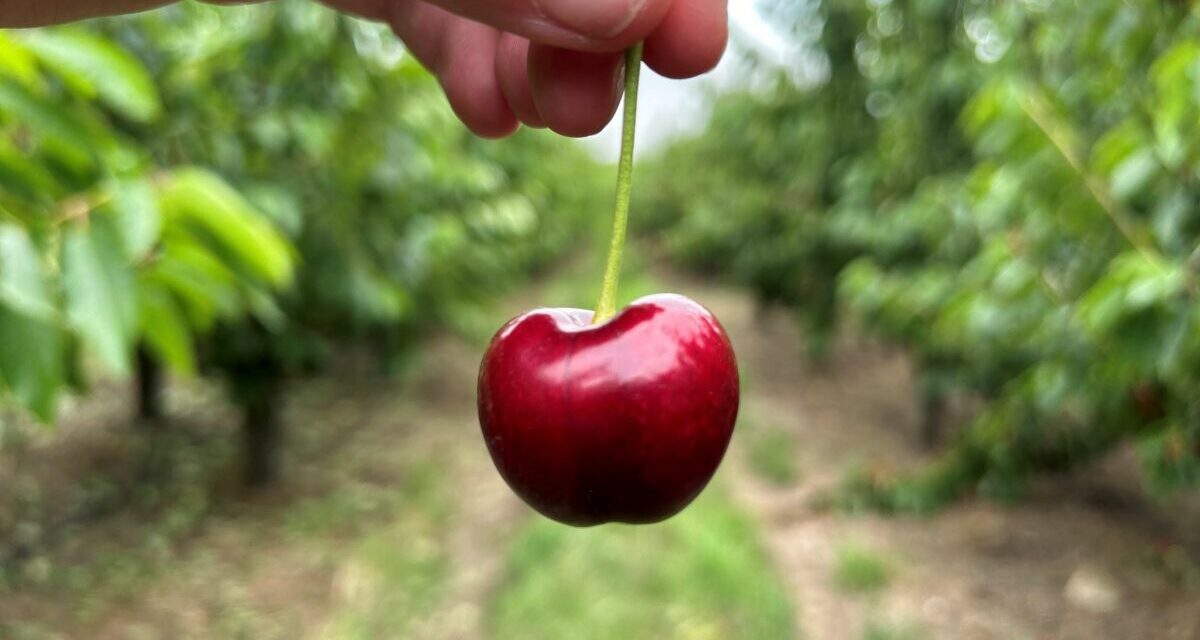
424 0 673 51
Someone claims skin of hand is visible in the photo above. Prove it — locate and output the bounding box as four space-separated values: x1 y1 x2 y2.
0 0 728 138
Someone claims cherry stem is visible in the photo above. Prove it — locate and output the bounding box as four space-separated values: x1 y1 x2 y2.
593 43 644 324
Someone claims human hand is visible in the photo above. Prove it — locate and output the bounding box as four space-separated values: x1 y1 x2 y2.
2 0 727 138
326 0 728 138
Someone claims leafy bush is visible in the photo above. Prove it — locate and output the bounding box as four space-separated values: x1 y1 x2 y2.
0 28 293 422
644 0 1200 505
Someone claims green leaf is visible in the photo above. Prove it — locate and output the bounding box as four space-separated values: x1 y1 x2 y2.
0 304 62 421
346 264 410 322
62 217 139 375
1157 304 1193 378
0 77 108 166
0 32 39 86
158 169 295 288
1077 273 1125 334
1077 253 1181 335
243 286 287 329
1125 265 1183 310
1090 120 1144 175
107 178 162 261
0 138 59 203
145 239 241 330
243 183 303 237
0 77 90 142
1110 150 1159 200
1151 188 1190 251
1150 41 1199 92
21 28 162 123
138 286 196 375
0 224 54 320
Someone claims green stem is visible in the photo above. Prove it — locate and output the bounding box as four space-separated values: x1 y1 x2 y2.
593 43 644 324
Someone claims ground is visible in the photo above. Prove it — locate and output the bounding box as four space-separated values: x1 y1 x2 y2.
1 262 1198 640
691 271 1200 640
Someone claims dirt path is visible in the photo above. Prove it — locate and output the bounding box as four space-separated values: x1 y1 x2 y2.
673 271 1200 640
4 266 1200 639
403 335 527 640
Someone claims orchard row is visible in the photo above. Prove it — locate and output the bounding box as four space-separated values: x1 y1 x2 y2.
643 0 1200 507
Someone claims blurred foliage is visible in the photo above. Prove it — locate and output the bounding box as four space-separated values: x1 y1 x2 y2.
643 0 1200 505
0 27 292 421
0 1 603 466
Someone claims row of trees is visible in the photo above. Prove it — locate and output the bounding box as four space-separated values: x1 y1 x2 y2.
1 1 604 483
642 0 1200 509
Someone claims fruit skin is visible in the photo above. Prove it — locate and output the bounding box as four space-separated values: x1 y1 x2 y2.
478 293 739 527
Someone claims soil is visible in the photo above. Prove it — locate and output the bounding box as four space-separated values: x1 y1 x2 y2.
681 270 1200 640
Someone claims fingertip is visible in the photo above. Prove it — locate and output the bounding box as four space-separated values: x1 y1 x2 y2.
439 27 521 138
496 35 546 129
529 45 624 138
441 70 522 139
643 0 727 78
472 111 523 139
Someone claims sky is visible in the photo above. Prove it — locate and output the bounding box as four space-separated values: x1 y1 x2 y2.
582 1 794 158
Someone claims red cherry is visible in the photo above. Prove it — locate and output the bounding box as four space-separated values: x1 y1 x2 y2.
477 293 740 526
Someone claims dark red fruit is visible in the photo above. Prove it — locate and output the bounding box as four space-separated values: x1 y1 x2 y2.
477 294 739 526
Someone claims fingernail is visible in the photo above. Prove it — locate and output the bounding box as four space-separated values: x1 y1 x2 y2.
539 0 646 39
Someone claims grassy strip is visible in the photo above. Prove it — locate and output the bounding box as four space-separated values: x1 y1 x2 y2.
488 484 796 640
316 462 452 640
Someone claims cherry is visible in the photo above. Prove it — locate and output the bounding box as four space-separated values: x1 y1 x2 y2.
476 44 739 525
478 294 739 526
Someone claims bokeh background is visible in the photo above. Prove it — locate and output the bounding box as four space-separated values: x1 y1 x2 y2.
2 1 1200 638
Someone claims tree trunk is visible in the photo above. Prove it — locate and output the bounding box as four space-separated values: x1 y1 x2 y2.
136 345 164 426
242 375 283 487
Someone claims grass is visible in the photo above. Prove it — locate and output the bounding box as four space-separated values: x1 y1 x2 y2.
276 461 452 640
862 616 927 640
0 429 453 640
833 543 893 595
316 529 448 640
0 429 236 609
746 425 799 486
487 484 796 640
